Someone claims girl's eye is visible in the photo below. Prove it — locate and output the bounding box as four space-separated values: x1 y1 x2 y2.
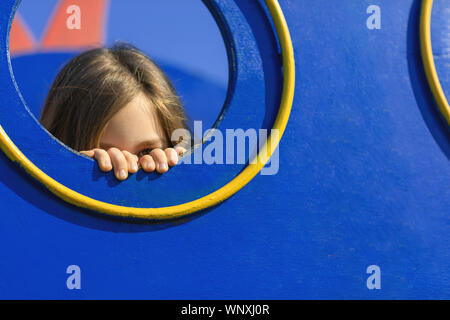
138 148 152 157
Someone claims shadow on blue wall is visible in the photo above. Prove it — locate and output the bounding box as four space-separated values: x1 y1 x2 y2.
407 0 450 159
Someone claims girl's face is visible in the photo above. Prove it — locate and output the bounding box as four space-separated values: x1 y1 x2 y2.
99 92 168 157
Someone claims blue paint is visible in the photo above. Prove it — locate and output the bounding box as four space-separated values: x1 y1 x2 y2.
0 0 449 299
106 0 229 87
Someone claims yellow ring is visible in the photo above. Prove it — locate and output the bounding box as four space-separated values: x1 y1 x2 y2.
0 0 295 220
420 0 450 125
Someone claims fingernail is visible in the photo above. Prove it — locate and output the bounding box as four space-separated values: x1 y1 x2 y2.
160 163 168 171
131 163 138 171
118 169 127 179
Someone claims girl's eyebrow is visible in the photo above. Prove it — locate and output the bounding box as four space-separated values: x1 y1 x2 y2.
100 138 168 151
135 138 166 150
99 142 115 150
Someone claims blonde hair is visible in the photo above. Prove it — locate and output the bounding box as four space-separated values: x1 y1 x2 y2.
40 42 188 151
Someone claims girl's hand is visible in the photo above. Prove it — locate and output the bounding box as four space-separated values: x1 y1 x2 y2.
80 148 139 181
80 146 186 180
139 146 186 174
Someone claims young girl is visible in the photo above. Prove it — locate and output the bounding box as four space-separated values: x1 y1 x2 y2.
40 42 189 181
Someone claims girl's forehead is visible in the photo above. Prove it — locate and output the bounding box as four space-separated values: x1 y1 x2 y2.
100 92 166 151
134 91 157 114
116 92 158 122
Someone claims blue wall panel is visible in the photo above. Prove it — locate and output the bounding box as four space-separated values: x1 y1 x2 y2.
0 0 448 299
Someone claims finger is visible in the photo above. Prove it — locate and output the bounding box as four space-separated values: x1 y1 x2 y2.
107 147 128 180
150 149 168 174
122 150 139 173
80 150 95 158
174 146 187 156
165 148 179 166
92 148 112 172
139 155 156 172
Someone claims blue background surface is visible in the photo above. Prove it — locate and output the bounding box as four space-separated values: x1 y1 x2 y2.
0 0 448 299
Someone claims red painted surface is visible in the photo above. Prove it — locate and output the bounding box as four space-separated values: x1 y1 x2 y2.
9 13 35 55
42 0 108 50
10 0 108 56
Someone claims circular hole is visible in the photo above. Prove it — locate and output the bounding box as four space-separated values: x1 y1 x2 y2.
9 0 229 153
3 0 289 216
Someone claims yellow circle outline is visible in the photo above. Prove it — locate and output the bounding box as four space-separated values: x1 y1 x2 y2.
0 0 295 220
420 0 450 125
